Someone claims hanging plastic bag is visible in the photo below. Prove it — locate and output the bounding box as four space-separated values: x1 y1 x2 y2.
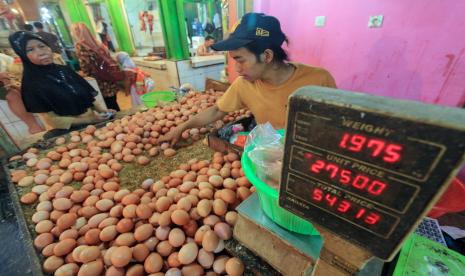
245 123 284 189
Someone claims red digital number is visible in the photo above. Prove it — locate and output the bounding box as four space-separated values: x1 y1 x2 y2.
339 170 352 184
325 194 338 206
312 188 323 201
352 175 369 189
365 213 381 225
310 160 325 173
367 180 387 196
339 133 403 163
337 200 351 213
325 163 339 178
384 144 402 163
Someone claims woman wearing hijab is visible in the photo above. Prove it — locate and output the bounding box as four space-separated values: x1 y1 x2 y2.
70 23 120 111
8 31 111 130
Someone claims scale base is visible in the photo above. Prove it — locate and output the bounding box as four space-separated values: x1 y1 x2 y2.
234 193 385 275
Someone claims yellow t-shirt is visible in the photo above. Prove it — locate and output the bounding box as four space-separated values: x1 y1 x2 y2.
216 63 336 128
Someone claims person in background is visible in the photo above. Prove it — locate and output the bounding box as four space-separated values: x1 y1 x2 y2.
203 18 215 36
160 13 336 145
196 35 216 56
22 24 33 32
70 23 120 111
33 22 62 54
96 18 115 52
192 17 203 36
116 52 154 107
213 12 222 39
0 53 43 133
8 31 112 130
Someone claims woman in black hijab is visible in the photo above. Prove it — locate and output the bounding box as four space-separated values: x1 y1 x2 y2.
8 31 112 130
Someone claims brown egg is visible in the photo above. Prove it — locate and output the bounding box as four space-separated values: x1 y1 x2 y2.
35 220 54 234
43 255 64 273
181 263 204 276
144 252 163 273
134 224 154 242
212 199 227 216
53 238 76 256
198 248 214 269
167 252 181 268
111 246 132 267
168 228 186 247
121 193 140 205
225 257 245 276
137 156 150 165
96 199 114 211
202 230 219 252
20 192 38 204
105 266 125 276
126 264 145 276
214 222 232 240
55 263 79 276
87 213 109 228
79 246 101 263
59 229 78 241
56 213 77 230
163 148 176 157
115 232 136 246
220 189 236 204
18 176 34 187
203 215 220 227
237 187 251 201
53 198 73 211
42 243 56 257
213 255 229 274
132 243 150 262
171 209 190 226
135 204 152 219
78 259 103 276
84 228 101 245
197 199 212 217
34 232 54 250
116 218 134 233
100 225 118 242
178 242 198 265
156 240 173 257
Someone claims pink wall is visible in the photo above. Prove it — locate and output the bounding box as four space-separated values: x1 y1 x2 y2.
253 0 465 106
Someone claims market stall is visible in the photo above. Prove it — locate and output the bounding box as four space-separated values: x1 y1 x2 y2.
134 54 225 91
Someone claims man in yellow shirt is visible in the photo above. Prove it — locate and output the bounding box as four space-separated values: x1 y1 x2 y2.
161 12 336 145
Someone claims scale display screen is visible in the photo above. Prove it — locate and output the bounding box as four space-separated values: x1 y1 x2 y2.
279 87 465 260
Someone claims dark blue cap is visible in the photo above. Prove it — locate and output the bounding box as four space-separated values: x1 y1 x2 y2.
212 12 286 51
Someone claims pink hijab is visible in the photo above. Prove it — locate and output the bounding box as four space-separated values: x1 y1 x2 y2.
70 23 107 54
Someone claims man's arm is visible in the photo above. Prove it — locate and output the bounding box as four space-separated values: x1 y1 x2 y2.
159 105 227 146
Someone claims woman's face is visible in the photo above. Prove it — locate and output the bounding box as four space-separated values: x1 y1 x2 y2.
26 39 53 65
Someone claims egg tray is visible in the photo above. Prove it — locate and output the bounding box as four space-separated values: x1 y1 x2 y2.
0 121 116 276
1 159 44 275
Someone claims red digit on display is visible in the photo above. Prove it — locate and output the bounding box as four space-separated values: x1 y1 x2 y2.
339 133 350 148
348 135 367 152
337 200 351 213
325 194 338 206
368 180 387 196
311 160 325 173
326 163 339 178
352 175 369 189
384 144 403 163
367 139 386 157
312 188 323 201
365 213 381 225
340 170 352 184
355 208 366 219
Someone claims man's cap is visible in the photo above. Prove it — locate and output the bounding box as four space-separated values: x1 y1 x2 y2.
211 12 285 51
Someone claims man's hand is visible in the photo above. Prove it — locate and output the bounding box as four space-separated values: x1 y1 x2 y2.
159 126 184 147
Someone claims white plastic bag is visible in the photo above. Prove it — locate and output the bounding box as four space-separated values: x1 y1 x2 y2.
246 123 283 189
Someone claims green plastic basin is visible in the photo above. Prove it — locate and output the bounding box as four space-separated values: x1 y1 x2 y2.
140 91 176 108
